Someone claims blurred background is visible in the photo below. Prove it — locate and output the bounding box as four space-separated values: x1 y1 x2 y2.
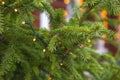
33 0 120 58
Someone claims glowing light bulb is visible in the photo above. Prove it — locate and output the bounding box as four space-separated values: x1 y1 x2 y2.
60 63 63 66
1 1 5 4
33 38 36 42
22 21 26 24
87 39 91 43
14 8 18 12
43 49 46 52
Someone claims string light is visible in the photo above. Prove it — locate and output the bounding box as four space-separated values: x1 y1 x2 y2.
1 1 5 5
43 49 46 52
60 63 63 66
14 8 18 12
87 39 91 43
1 0 47 46
22 21 26 24
33 38 36 42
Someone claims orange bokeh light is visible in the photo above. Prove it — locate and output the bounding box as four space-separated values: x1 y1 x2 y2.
64 10 68 18
101 10 108 19
78 0 84 4
103 21 108 28
64 0 70 4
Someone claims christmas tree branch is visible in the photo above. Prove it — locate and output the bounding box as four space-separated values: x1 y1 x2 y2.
79 7 92 26
79 2 100 26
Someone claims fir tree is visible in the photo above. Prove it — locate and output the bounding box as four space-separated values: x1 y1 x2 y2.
0 0 120 80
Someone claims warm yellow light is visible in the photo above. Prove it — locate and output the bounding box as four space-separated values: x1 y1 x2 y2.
87 39 91 43
33 38 36 42
60 63 63 66
43 49 46 52
14 8 18 12
22 21 26 24
64 0 70 4
2 1 5 5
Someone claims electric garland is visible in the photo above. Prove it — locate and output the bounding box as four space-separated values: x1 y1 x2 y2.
0 0 120 80
1 0 48 51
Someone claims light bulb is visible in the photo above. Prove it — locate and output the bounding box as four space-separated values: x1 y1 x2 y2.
33 38 36 42
14 8 18 12
22 21 26 24
87 39 91 43
60 63 63 66
2 1 5 5
43 49 46 52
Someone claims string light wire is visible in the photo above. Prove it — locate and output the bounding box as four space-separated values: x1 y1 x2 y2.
1 1 47 47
